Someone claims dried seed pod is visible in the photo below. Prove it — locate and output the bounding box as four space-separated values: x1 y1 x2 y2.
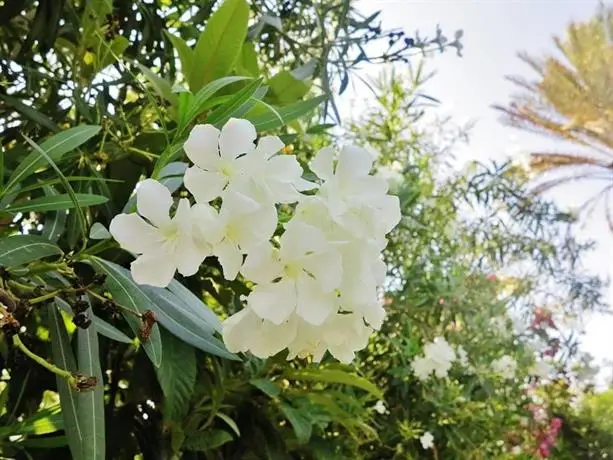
73 311 92 329
140 310 157 342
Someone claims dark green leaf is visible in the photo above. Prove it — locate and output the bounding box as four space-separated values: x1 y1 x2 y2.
5 125 101 193
5 193 108 213
155 330 196 420
140 283 236 360
86 257 163 367
250 379 281 398
41 186 67 242
0 235 62 268
183 430 233 452
76 295 105 460
279 404 312 444
0 94 57 133
20 435 69 448
189 0 250 90
166 280 222 332
92 316 132 344
48 303 83 459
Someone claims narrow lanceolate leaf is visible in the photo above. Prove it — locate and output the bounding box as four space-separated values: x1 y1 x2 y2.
5 125 101 193
141 283 235 360
86 257 163 367
189 0 250 91
155 330 196 420
167 280 222 332
89 222 112 240
283 368 383 399
5 193 108 214
0 235 62 267
48 303 83 459
207 77 263 127
41 186 67 242
76 295 105 460
279 404 312 444
248 95 326 132
92 316 132 344
180 76 251 133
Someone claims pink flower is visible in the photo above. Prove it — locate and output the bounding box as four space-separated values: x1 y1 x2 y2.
438 298 445 305
487 273 497 281
539 442 551 457
550 417 562 432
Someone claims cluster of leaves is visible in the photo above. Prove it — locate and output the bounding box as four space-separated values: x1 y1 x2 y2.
0 0 609 459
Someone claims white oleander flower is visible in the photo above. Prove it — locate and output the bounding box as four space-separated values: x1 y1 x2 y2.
530 359 553 379
241 221 342 326
373 400 388 415
109 179 207 287
420 432 434 449
491 355 517 380
309 145 401 239
184 118 314 207
191 200 277 280
412 337 456 380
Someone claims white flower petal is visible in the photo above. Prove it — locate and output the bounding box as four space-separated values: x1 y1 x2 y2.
301 250 342 293
222 188 261 214
136 179 173 228
184 166 227 203
130 251 176 287
280 221 328 261
184 124 221 170
214 238 244 280
233 205 277 251
254 135 284 159
309 147 335 181
191 203 224 247
248 279 296 325
256 317 298 357
219 118 256 159
296 277 337 325
241 244 283 284
222 307 261 353
336 145 373 180
109 213 162 254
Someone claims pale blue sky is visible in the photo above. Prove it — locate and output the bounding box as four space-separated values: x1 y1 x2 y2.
343 0 613 376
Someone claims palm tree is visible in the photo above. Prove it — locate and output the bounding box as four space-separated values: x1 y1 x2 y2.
494 2 613 229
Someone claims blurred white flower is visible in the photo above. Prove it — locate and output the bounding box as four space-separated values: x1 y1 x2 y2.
420 431 434 449
412 337 456 380
491 355 517 380
373 400 388 415
531 359 553 379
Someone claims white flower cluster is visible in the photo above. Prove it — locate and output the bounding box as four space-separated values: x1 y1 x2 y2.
491 354 517 380
109 118 401 363
412 336 463 380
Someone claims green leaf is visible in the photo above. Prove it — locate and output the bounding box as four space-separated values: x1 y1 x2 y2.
86 257 163 368
268 70 310 105
140 283 236 360
135 61 179 106
92 316 132 344
41 186 67 242
236 42 260 77
166 280 222 332
5 193 108 213
48 304 83 459
179 76 252 135
155 330 196 420
21 435 69 448
249 379 281 398
5 125 100 193
0 235 62 268
283 368 383 399
89 222 111 240
21 135 90 248
98 35 129 71
248 95 326 131
189 0 250 91
207 77 263 127
216 412 241 436
279 404 312 444
76 295 105 460
164 31 194 81
151 142 185 180
183 430 233 452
